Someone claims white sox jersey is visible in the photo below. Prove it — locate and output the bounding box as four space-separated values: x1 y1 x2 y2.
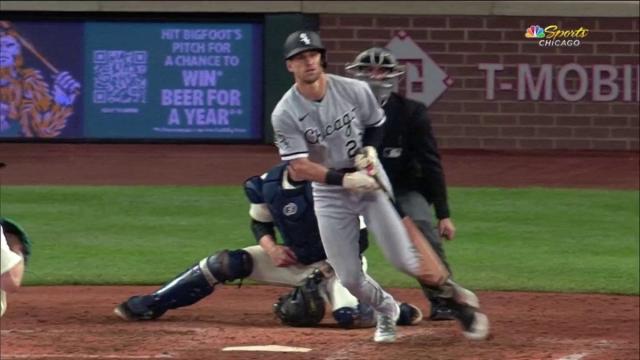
272 74 386 170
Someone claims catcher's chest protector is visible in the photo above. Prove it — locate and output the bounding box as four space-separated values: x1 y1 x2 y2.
262 166 325 264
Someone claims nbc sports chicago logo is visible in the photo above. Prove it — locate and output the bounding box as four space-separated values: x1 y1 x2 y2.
525 25 589 47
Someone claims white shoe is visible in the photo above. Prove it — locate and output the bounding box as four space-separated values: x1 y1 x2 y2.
374 302 400 343
449 280 480 309
462 312 490 340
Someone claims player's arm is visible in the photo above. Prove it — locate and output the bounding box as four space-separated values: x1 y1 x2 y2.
0 261 24 293
354 81 386 175
288 157 380 192
250 204 298 267
409 104 456 239
359 83 387 148
245 175 298 267
287 157 331 183
410 103 450 220
362 124 384 148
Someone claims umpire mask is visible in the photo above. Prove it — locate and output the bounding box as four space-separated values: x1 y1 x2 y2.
345 47 405 106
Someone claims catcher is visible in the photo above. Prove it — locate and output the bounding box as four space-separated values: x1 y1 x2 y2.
1 217 31 317
114 162 423 328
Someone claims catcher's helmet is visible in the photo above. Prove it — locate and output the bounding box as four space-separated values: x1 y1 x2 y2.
283 30 325 60
345 47 405 105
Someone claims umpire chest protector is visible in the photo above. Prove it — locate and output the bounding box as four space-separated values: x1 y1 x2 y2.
261 164 326 265
380 93 423 190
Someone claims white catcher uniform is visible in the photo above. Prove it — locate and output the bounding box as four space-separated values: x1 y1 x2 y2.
272 74 425 317
1 225 23 317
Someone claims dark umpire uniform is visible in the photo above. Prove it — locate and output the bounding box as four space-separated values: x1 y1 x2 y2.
377 92 455 320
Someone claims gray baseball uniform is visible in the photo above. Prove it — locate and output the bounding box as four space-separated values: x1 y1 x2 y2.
272 74 424 317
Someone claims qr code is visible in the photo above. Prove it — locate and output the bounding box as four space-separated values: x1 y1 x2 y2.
93 50 148 104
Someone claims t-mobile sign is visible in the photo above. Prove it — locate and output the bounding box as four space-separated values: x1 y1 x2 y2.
479 63 639 102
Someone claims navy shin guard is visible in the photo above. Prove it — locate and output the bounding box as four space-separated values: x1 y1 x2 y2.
151 262 216 310
140 250 253 314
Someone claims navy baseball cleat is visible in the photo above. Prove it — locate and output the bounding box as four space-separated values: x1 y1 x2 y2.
397 302 423 325
429 299 456 321
439 282 490 340
113 296 165 321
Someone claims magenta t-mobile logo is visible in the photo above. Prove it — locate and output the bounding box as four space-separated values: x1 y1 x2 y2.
385 31 452 107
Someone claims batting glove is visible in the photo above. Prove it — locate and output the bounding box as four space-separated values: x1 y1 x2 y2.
354 146 380 176
343 171 380 192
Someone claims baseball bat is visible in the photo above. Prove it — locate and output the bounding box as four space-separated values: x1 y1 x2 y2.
1 21 80 97
360 153 449 286
0 21 59 74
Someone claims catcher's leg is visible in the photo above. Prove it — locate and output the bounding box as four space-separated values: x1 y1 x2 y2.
327 256 422 328
114 249 253 321
327 256 376 328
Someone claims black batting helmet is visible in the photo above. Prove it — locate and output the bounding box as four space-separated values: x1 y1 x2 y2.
283 30 326 60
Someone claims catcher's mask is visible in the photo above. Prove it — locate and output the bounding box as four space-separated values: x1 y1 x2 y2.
345 47 405 105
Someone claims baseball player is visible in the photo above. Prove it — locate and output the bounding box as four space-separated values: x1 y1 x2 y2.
271 30 489 342
1 218 30 317
345 47 460 320
114 162 423 329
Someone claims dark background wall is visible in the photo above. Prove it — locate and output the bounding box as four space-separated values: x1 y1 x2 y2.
319 15 639 150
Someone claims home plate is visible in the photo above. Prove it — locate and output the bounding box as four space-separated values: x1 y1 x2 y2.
222 345 311 353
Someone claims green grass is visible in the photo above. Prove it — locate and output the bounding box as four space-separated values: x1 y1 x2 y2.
1 186 638 295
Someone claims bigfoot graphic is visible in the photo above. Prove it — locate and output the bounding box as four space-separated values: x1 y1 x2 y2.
0 22 80 137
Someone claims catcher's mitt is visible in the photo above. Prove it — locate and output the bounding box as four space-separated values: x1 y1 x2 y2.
273 269 326 327
0 217 32 265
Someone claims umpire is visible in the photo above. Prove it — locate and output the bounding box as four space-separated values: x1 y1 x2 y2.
346 47 456 320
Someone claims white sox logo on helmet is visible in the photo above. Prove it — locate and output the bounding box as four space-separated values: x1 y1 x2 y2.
299 33 311 45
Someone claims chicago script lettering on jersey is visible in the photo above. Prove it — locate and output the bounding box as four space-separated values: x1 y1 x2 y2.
304 107 357 144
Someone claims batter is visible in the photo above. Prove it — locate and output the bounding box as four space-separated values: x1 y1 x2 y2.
272 30 489 343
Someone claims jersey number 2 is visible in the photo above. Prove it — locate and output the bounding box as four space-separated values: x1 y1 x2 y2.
346 140 357 158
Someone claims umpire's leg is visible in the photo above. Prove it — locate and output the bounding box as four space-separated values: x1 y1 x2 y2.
395 191 451 273
396 190 456 320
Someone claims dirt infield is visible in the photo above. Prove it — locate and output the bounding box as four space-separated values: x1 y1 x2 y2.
1 286 639 360
0 143 638 360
